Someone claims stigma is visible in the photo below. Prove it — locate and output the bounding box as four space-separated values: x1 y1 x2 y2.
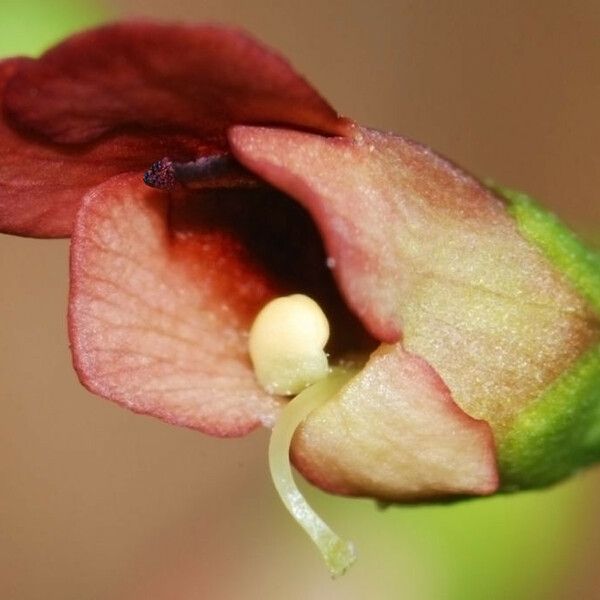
249 294 330 396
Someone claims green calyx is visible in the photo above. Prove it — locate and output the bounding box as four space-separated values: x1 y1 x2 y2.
499 343 600 488
492 185 600 489
497 186 600 313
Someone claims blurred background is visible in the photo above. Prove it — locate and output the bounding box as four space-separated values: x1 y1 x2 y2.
1 1 599 598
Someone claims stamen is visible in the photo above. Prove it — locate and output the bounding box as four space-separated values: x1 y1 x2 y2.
143 153 261 190
268 368 357 576
143 158 177 190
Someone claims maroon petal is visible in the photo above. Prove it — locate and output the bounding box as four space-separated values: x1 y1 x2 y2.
0 58 201 237
69 173 284 436
5 22 349 146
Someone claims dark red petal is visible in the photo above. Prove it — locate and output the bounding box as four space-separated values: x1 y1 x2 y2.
0 58 201 238
69 173 283 436
5 22 349 146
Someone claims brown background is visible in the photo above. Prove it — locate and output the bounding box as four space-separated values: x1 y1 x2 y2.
1 1 599 598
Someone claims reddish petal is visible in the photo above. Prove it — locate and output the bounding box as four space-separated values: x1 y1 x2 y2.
230 125 597 434
5 22 349 146
292 344 498 499
69 173 285 436
0 58 201 237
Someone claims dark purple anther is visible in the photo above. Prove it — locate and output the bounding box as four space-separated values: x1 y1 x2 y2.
143 158 177 190
143 153 261 191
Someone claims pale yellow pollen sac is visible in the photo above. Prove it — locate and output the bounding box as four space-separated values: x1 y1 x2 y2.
249 294 331 396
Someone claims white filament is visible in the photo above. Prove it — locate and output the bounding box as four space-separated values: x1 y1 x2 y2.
268 370 356 576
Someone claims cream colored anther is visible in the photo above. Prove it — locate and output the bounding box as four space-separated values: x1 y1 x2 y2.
249 294 330 396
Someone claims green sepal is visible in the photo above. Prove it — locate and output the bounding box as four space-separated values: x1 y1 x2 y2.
499 342 600 488
490 185 600 489
492 184 600 312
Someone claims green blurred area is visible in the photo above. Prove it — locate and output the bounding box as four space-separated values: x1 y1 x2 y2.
307 477 582 600
0 0 107 57
0 1 592 599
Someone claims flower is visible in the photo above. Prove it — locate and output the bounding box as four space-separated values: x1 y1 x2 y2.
1 22 599 574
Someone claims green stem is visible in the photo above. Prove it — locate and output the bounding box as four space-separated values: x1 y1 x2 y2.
268 368 357 576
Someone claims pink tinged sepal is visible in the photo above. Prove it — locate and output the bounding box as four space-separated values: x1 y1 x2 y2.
292 344 498 499
230 125 596 435
68 173 284 436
